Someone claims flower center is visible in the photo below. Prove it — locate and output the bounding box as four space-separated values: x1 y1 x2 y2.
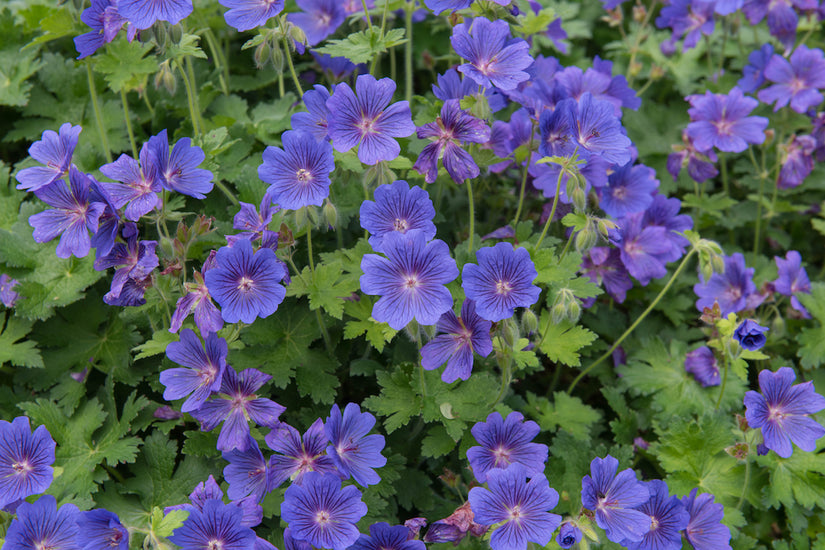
724 285 742 302
495 279 512 295
404 275 419 289
649 515 659 531
316 510 331 525
393 218 408 232
206 539 223 550
714 119 733 136
108 530 124 547
35 540 58 550
358 116 379 136
237 276 254 292
492 445 511 466
768 406 787 423
296 168 313 183
12 460 32 475
508 505 522 521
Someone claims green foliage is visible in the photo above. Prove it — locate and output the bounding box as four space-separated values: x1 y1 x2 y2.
527 391 602 440
797 284 825 369
760 449 825 510
315 27 406 64
537 314 598 367
0 316 44 368
94 37 159 92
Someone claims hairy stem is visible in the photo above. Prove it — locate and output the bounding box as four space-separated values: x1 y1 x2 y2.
568 248 697 394
466 178 475 252
535 169 564 249
283 34 305 98
404 0 414 103
120 88 138 160
512 120 537 229
86 63 112 163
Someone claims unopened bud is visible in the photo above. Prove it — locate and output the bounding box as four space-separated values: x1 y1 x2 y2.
552 288 581 324
572 186 587 212
725 443 749 460
288 23 307 47
710 253 725 275
322 200 338 229
771 313 786 336
575 225 598 252
155 60 177 95
306 205 320 225
500 318 519 347
172 238 186 258
521 309 539 333
650 64 666 80
551 303 567 325
279 223 295 247
764 128 775 146
176 221 189 243
629 60 643 77
193 215 214 237
254 41 271 69
294 206 308 229
152 21 168 49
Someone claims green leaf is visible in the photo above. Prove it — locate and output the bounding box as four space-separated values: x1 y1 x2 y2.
364 364 423 433
133 330 178 360
796 284 825 369
421 424 457 458
94 36 159 92
153 508 189 538
515 7 557 36
537 313 597 367
0 317 43 368
314 27 407 64
527 392 602 440
23 7 77 49
617 338 747 416
294 350 340 404
0 48 43 106
343 298 398 352
286 263 359 320
760 450 825 510
165 34 207 62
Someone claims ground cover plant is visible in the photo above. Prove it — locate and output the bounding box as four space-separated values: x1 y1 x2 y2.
2 0 825 548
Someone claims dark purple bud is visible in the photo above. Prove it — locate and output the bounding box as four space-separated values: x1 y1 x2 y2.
404 518 427 540
154 406 184 420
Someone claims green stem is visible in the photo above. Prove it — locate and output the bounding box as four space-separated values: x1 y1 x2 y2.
404 0 414 103
512 120 537 229
567 248 697 394
283 34 305 98
86 62 112 163
492 356 512 407
715 343 731 409
186 58 204 134
559 233 574 260
142 91 155 116
626 0 658 87
720 152 728 197
203 28 230 96
120 88 139 160
306 224 333 354
419 363 428 400
306 222 316 272
178 61 201 136
466 179 475 252
737 456 751 510
360 0 372 25
278 71 285 98
535 169 564 249
717 17 728 76
750 147 767 261
214 179 240 206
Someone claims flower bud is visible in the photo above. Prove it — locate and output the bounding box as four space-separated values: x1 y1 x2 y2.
322 200 338 229
632 4 646 22
306 205 320 225
294 206 309 228
521 309 539 333
254 41 271 69
552 288 581 324
572 186 587 212
500 318 519 347
650 64 666 80
575 225 598 252
155 60 177 95
629 60 643 77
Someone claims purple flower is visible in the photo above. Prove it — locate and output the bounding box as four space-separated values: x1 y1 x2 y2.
538 100 577 161
599 162 659 218
777 134 816 189
466 411 548 483
744 367 825 457
359 180 436 253
623 480 689 550
553 60 640 116
265 419 337 487
667 130 718 184
641 195 693 263
258 130 335 210
350 522 426 550
191 366 285 452
451 17 534 90
205 239 287 324
291 85 333 142
468 466 562 550
758 46 825 114
287 0 345 45
219 0 284 32
0 417 55 510
94 232 159 303
1 274 21 308
694 253 756 316
462 243 541 322
325 403 387 486
555 523 582 549
28 167 106 259
738 44 774 92
743 0 807 50
76 510 129 550
613 214 671 286
284 528 313 550
117 0 193 29
420 299 493 383
98 147 162 221
432 69 508 113
655 0 715 50
581 455 651 544
774 250 811 313
685 87 768 153
232 200 277 242
424 0 472 14
326 75 415 165
168 500 256 550
145 129 214 199
16 123 81 193
170 265 224 335
571 93 633 166
280 472 368 550
312 54 363 82
223 436 271 501
414 100 491 184
681 489 731 550
160 329 228 413
360 230 458 330
4 495 80 550
74 0 130 59
684 346 720 387
580 247 633 303
734 319 769 351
